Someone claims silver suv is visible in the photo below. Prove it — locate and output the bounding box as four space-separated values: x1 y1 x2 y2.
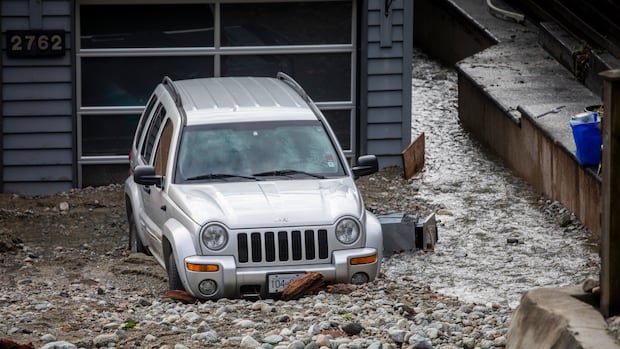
124 73 383 300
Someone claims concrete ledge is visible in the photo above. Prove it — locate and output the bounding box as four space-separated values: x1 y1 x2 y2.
506 287 619 349
539 21 620 98
414 0 604 236
413 0 497 65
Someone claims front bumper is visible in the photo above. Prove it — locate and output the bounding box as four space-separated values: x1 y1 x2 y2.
183 247 380 299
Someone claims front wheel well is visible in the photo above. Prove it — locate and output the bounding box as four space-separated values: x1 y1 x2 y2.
163 238 173 269
124 195 133 219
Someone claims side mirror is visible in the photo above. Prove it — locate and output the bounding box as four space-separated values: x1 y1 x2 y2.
133 165 163 187
352 155 379 178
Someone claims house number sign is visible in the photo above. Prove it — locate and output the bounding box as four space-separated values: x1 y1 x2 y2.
6 30 65 57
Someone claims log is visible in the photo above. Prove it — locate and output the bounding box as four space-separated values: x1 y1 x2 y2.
281 272 325 300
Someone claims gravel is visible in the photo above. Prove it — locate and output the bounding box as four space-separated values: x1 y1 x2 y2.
0 171 608 349
0 49 616 348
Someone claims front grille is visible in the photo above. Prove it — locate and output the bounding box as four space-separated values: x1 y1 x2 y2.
237 229 329 264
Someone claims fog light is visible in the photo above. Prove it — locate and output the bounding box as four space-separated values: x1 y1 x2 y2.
351 272 369 285
198 279 218 296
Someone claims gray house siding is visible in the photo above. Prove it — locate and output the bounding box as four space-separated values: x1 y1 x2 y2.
363 0 412 168
1 0 74 195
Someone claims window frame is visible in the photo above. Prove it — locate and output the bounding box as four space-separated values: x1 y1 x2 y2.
75 0 357 187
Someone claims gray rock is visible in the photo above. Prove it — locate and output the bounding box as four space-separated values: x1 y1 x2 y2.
92 333 119 347
40 341 77 349
341 322 363 336
241 335 261 348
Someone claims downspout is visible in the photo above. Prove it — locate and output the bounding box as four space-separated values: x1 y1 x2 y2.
358 0 368 156
0 2 4 192
71 0 78 188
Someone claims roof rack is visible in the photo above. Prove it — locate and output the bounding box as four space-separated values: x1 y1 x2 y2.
276 72 311 103
162 76 182 109
162 76 187 126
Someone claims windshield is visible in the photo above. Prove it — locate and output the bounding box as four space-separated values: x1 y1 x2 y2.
175 120 346 183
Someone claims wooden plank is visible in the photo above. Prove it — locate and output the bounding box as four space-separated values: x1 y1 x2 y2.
3 67 72 82
368 26 405 43
3 100 72 116
367 42 405 59
368 107 402 123
402 133 425 180
368 58 403 74
368 75 402 91
367 139 402 154
4 149 73 166
3 83 72 100
4 133 72 149
4 165 73 181
600 69 620 317
368 123 402 139
4 181 73 196
368 8 404 26
367 91 402 107
4 116 72 133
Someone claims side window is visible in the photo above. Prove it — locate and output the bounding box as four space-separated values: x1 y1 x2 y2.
140 104 167 164
134 94 158 149
154 119 174 176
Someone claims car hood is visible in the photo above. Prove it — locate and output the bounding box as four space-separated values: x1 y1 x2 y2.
169 178 364 228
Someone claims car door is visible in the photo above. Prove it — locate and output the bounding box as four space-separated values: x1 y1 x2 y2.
144 118 175 260
137 104 169 263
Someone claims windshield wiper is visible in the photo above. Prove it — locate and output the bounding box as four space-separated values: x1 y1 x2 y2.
253 169 325 179
186 173 259 181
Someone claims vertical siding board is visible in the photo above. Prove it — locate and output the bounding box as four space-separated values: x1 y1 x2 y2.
1 0 74 194
364 0 412 168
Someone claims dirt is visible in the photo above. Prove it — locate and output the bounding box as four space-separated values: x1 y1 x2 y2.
0 167 423 347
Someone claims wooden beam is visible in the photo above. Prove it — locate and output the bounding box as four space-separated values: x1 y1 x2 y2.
599 69 620 317
402 132 425 180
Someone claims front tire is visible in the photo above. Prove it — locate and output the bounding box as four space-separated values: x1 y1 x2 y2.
167 252 185 291
127 211 148 254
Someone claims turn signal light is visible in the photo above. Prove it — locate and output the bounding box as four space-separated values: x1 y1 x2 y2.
349 255 377 265
186 263 219 272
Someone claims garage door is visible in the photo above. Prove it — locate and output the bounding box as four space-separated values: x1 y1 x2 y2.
76 0 357 187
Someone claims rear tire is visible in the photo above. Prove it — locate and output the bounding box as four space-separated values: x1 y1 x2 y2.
168 252 185 291
127 212 148 254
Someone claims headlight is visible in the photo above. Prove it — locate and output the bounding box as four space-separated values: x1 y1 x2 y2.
335 218 360 244
201 224 228 250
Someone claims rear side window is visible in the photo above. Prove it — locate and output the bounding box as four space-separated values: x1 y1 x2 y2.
141 104 167 164
134 95 158 149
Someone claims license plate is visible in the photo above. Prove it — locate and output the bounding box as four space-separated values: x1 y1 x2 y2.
268 273 304 293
